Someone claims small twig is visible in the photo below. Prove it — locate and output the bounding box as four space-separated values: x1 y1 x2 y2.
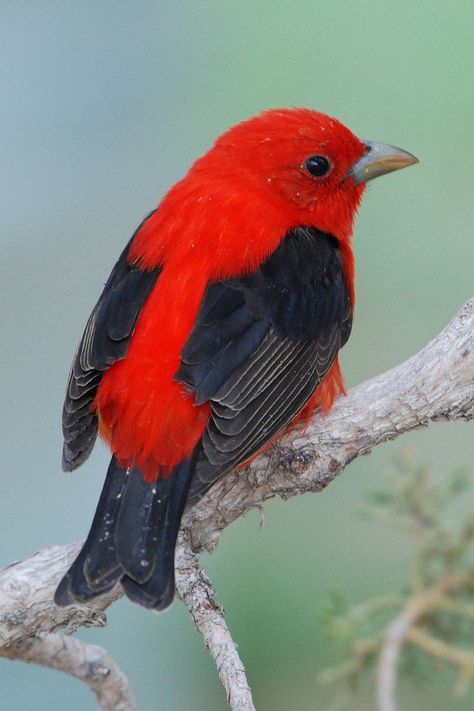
175 529 256 711
407 627 474 694
431 597 474 621
2 633 137 711
377 573 474 711
377 597 424 711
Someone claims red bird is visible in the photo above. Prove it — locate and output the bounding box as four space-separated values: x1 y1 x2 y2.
56 109 417 610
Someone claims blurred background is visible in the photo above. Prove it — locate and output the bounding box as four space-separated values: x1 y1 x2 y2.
1 1 473 709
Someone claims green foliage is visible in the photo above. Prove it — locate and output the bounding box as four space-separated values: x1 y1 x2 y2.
319 449 474 706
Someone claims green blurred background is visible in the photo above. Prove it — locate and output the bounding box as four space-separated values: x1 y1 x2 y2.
1 2 473 709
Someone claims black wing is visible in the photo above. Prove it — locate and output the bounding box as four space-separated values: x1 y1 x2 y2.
176 227 353 505
62 212 161 472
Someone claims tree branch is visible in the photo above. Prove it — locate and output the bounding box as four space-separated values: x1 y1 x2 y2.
185 297 473 552
0 543 121 647
0 298 472 709
2 632 138 711
175 529 256 711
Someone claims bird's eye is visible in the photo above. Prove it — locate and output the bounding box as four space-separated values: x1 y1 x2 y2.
305 155 331 178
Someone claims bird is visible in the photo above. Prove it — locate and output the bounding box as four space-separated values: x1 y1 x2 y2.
55 108 418 610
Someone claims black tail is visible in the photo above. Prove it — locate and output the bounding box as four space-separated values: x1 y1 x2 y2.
55 450 198 610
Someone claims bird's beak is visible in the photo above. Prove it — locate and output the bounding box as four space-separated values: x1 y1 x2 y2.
350 141 419 185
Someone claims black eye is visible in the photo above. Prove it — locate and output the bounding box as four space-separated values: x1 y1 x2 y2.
305 155 331 177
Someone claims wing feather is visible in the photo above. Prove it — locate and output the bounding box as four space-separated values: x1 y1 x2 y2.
62 212 161 471
178 227 353 504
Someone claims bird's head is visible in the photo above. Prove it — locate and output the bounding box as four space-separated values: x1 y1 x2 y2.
202 108 418 240
131 109 417 274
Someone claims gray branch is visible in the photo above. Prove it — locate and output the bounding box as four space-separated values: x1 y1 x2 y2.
377 598 423 711
2 632 138 711
0 298 472 710
175 530 256 711
185 297 473 552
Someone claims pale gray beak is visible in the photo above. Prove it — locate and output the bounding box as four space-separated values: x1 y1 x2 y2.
350 141 419 184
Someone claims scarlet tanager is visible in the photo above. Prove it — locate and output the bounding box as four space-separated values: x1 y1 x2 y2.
56 109 417 610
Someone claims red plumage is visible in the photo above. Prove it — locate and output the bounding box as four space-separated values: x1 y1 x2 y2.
96 109 365 480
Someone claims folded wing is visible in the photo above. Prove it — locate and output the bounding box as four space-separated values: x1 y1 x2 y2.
176 226 353 505
62 212 161 472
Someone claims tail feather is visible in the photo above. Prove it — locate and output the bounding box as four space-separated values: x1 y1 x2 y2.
121 452 197 610
55 459 127 606
55 450 197 610
115 470 171 584
121 570 175 610
55 536 121 605
82 462 128 591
